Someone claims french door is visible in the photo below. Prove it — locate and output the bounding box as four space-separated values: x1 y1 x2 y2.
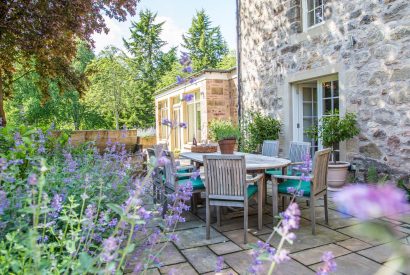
293 76 339 159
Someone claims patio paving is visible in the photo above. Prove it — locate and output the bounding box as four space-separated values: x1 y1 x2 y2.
134 192 410 275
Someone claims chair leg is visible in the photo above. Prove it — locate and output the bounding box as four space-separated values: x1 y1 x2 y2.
244 204 248 244
206 198 210 240
258 188 263 230
310 198 316 235
324 194 329 225
271 176 278 221
282 196 285 211
217 206 221 227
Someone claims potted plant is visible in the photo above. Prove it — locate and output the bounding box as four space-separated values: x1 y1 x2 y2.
209 120 241 154
306 110 360 190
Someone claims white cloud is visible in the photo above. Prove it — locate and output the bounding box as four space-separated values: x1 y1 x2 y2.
92 15 185 55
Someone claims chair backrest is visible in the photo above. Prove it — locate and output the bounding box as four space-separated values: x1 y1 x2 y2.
288 141 311 163
203 155 247 200
311 148 331 195
261 140 279 157
162 150 177 189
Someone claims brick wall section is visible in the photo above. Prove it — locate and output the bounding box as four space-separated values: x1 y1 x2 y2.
239 0 410 180
52 130 155 152
205 77 239 126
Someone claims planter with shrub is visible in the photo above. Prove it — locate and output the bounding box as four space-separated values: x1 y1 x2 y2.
306 110 360 190
209 120 241 154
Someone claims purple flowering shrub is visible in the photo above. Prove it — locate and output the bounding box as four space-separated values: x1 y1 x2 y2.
0 125 193 273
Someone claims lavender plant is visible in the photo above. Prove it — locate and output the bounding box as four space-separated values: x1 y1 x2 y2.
0 125 193 274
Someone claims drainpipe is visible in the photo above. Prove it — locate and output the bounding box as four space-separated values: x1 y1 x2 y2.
236 0 242 126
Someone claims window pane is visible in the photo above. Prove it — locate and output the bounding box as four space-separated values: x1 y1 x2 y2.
303 103 313 117
324 98 332 113
195 91 200 101
196 108 201 140
313 88 317 101
333 81 339 97
187 104 195 141
323 82 332 98
308 11 314 27
315 0 323 7
333 98 339 111
303 87 312 100
315 7 323 24
307 0 314 10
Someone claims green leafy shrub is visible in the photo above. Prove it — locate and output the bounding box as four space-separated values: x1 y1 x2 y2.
241 112 281 153
306 110 359 163
208 120 240 141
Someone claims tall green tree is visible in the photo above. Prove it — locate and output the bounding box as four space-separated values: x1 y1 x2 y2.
182 10 228 71
124 10 177 127
0 0 139 126
5 41 108 130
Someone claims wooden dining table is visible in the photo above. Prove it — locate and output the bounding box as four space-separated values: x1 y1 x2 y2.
180 152 291 206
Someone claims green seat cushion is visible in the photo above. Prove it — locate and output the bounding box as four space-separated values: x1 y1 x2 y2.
176 167 191 173
247 185 258 198
177 177 205 190
278 179 311 197
265 169 293 176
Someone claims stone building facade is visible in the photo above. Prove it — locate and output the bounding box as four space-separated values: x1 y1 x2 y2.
155 68 237 151
239 0 410 179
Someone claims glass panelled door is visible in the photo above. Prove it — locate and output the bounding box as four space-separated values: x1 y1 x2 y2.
301 85 318 157
294 76 339 158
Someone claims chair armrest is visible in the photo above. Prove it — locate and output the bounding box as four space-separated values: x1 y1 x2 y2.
246 173 264 183
290 162 303 166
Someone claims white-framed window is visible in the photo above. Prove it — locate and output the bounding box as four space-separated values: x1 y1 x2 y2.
302 0 325 30
293 75 340 160
185 91 202 143
158 100 168 140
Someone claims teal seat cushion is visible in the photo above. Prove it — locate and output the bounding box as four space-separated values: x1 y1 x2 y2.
177 177 205 190
265 169 293 176
277 179 311 197
176 167 191 173
247 185 258 198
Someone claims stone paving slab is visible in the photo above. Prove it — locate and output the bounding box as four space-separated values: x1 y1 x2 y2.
259 218 350 253
203 268 238 275
159 262 198 274
336 238 373 252
300 207 361 230
208 241 243 255
223 250 315 275
222 229 262 249
337 223 408 246
171 226 228 249
290 243 351 265
182 246 228 273
309 253 387 275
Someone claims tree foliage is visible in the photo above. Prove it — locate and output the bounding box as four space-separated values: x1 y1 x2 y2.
123 10 177 127
0 0 139 125
182 9 228 71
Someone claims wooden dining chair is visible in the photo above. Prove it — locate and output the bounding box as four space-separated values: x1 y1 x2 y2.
204 155 263 244
271 148 331 234
162 150 205 213
261 140 280 157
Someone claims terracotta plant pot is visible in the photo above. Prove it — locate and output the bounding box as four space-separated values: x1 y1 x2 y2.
327 162 350 191
218 139 236 154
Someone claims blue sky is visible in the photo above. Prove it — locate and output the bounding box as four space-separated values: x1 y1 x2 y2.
92 0 237 54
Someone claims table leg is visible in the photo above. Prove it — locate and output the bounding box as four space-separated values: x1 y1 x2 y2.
271 176 279 220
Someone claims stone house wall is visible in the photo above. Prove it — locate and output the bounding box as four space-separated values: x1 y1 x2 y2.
239 0 410 180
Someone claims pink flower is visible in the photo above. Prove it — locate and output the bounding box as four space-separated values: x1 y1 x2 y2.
334 183 409 220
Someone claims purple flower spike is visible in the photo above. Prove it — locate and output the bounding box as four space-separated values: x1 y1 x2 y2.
273 249 290 264
183 66 193 73
157 156 170 167
0 190 9 215
179 122 187 129
189 78 196 84
176 75 185 84
317 251 337 275
182 93 194 102
215 256 224 273
179 52 191 66
28 173 38 186
334 183 410 220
